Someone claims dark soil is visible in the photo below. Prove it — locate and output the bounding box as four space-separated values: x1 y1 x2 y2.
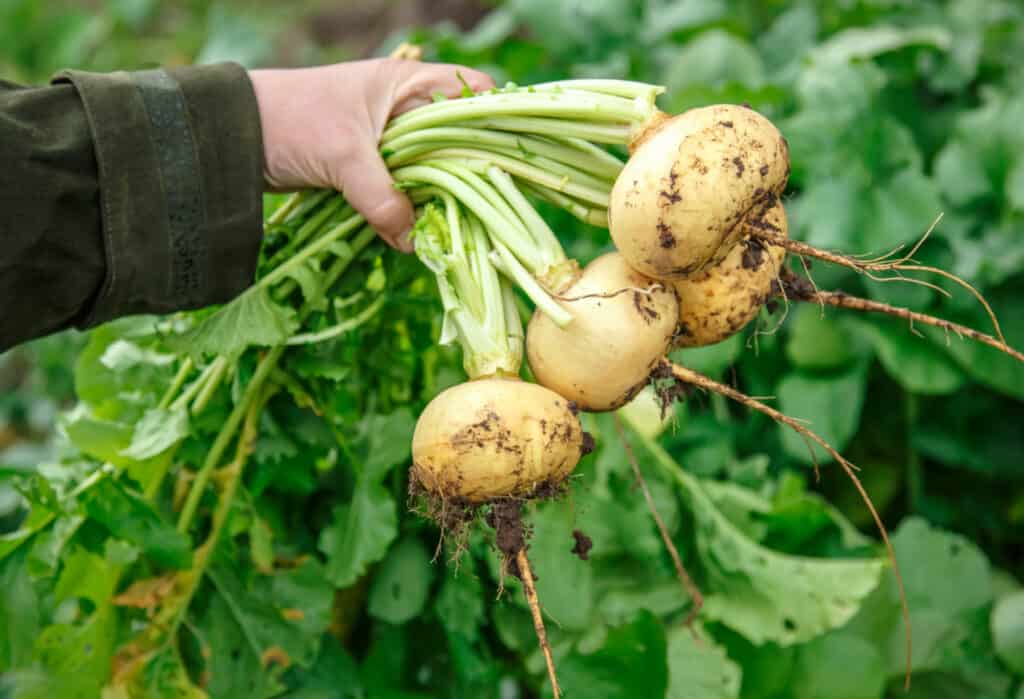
774 271 817 301
570 530 593 561
732 156 745 178
633 290 661 323
740 238 766 271
413 474 572 577
650 359 693 417
657 221 677 248
487 499 527 569
580 431 596 456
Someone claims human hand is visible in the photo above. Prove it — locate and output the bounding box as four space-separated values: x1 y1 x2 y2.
249 59 494 251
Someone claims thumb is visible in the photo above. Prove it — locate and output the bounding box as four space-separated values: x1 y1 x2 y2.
334 143 415 253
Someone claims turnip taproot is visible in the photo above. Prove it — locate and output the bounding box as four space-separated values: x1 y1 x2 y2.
775 272 1024 363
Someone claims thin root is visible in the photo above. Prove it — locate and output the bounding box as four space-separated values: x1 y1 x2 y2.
754 215 1006 345
777 275 1024 364
551 283 666 303
517 549 562 699
613 414 703 632
659 359 913 689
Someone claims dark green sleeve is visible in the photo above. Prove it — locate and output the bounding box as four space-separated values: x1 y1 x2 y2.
0 63 265 352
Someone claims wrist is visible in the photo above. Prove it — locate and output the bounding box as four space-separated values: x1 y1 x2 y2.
247 68 293 190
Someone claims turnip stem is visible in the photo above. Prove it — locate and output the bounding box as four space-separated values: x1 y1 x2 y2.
158 357 193 411
432 162 540 258
279 196 349 258
257 213 365 291
613 414 703 629
383 88 652 141
490 244 573 327
286 294 386 346
162 379 276 650
415 148 612 206
266 191 306 225
392 143 615 193
456 116 631 144
531 78 664 102
486 166 566 268
384 127 622 180
413 202 521 378
519 181 609 227
516 549 561 699
176 346 283 534
171 357 223 411
277 189 333 226
396 164 543 272
191 355 228 415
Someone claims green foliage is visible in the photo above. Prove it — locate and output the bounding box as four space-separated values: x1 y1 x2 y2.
170 288 299 362
2 0 1024 697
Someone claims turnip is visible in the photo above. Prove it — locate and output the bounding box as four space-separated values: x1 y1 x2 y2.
526 252 679 411
609 104 789 280
411 377 583 503
673 201 788 348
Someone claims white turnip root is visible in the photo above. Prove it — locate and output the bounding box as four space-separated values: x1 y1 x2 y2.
673 201 788 348
526 252 679 412
609 104 789 280
411 377 584 503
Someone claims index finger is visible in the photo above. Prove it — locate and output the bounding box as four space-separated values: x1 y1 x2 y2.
389 61 496 116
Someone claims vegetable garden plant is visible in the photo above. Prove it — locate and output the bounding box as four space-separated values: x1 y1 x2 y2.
2 2 1024 698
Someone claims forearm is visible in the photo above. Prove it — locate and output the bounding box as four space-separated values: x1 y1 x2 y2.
0 64 265 352
0 79 104 348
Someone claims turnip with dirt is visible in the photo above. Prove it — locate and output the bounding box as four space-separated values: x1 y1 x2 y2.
673 201 788 348
609 104 789 280
526 251 679 411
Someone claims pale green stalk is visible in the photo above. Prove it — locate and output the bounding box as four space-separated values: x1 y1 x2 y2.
411 148 611 206
555 135 629 175
414 201 519 378
519 181 609 227
383 88 653 140
280 190 333 224
455 117 632 144
393 164 542 271
286 294 386 345
489 242 572 327
191 356 229 414
486 166 566 268
157 358 193 410
171 358 222 411
257 213 365 290
266 192 305 225
384 127 621 180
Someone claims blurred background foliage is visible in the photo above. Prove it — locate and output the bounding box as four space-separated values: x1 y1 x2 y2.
1 1 1022 698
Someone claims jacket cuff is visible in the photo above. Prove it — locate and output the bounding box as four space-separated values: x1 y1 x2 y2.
52 63 264 327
